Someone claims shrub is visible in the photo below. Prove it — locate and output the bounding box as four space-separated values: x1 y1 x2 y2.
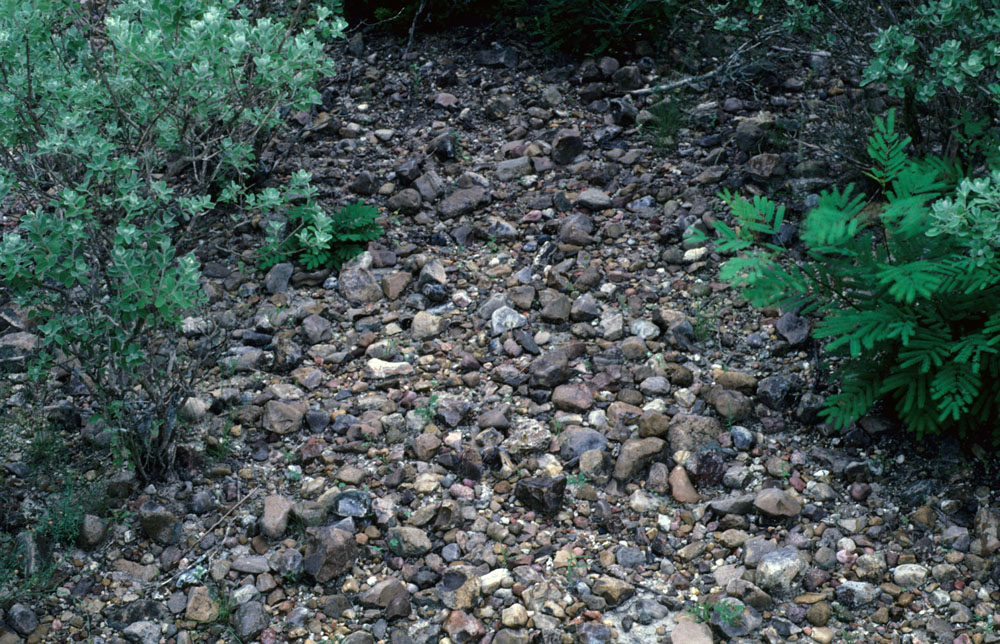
0 0 342 479
861 0 1000 155
696 109 1000 442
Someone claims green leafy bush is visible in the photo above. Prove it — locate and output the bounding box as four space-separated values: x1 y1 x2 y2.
0 0 342 479
253 171 383 270
861 0 1000 135
698 110 1000 442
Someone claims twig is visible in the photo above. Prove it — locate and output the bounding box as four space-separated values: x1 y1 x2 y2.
155 486 261 589
403 0 426 60
627 27 780 97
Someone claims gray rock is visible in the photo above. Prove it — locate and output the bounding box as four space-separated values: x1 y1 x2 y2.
570 293 600 322
941 525 970 552
79 514 108 550
414 171 445 201
388 188 422 213
232 601 269 641
893 564 929 587
559 427 608 461
710 493 756 515
260 495 293 539
612 65 642 91
613 437 665 480
756 548 806 594
303 527 357 582
411 311 445 340
576 188 612 210
754 488 802 518
122 621 160 644
668 414 723 453
338 266 384 304
552 128 584 165
757 375 794 410
491 306 526 335
7 603 37 636
264 262 294 294
496 157 533 181
834 580 879 607
301 314 332 344
529 351 570 387
263 400 307 435
349 171 376 195
669 622 713 644
0 331 39 367
552 383 594 412
559 213 595 245
775 312 809 345
438 187 489 218
139 502 180 545
387 526 432 557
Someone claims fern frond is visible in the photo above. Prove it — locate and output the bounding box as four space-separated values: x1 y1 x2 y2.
819 375 879 429
930 362 981 422
865 108 912 188
898 327 952 372
876 260 945 304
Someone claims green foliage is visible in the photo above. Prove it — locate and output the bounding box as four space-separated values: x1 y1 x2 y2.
257 173 383 270
865 109 912 191
640 95 687 152
415 393 440 422
687 599 747 626
0 0 341 479
862 1 1000 104
708 0 821 35
699 110 1000 442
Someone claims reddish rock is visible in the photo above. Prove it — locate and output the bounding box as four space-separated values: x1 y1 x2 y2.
669 466 700 503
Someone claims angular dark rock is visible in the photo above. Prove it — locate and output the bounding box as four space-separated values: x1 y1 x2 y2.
515 476 567 514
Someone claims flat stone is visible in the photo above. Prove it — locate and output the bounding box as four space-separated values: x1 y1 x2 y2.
613 437 665 480
185 586 219 623
754 488 802 518
263 400 307 435
668 414 723 453
260 495 293 539
231 555 270 574
386 526 432 557
496 157 533 181
551 383 594 412
892 564 929 587
576 188 612 210
366 358 414 378
591 576 634 606
438 187 489 218
669 621 713 644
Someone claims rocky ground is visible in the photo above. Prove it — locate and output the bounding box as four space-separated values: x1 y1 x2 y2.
1 25 1000 644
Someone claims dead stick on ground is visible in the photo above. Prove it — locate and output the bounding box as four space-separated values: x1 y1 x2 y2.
155 486 261 589
627 28 780 97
